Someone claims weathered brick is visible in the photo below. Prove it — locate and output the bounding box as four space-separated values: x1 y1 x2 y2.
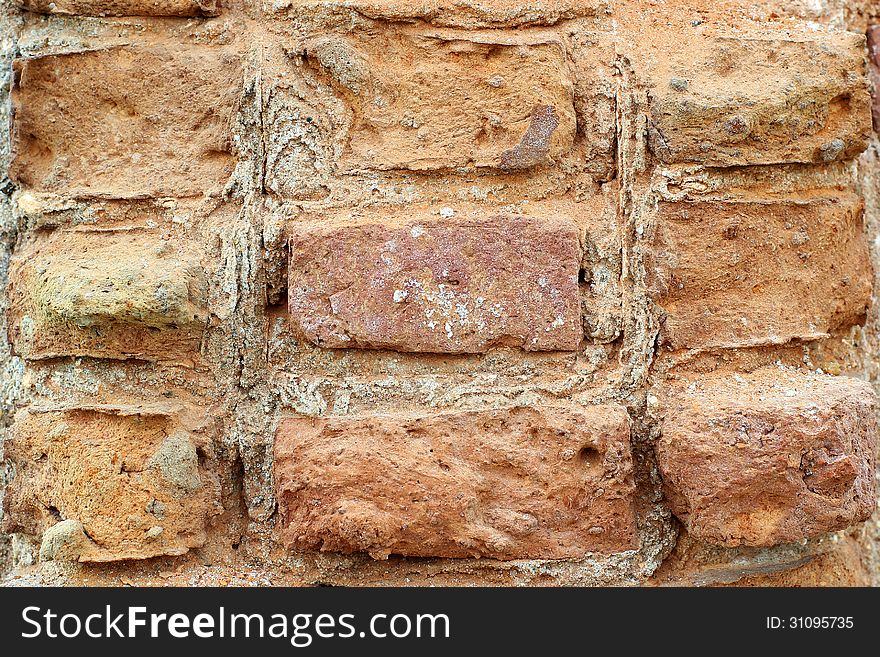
9 230 208 363
288 210 583 352
648 33 872 166
295 30 577 172
10 45 241 198
275 404 636 559
3 0 880 590
273 0 608 27
868 26 880 133
17 0 217 16
3 409 221 562
656 368 877 548
649 196 872 350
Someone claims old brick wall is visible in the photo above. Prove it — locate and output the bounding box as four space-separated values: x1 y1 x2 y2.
1 0 879 586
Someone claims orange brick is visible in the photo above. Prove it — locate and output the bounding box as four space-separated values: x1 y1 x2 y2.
295 30 579 172
275 405 636 559
656 368 877 547
18 0 217 16
648 33 871 166
3 409 221 562
649 196 871 350
272 0 608 27
10 46 241 198
8 230 208 364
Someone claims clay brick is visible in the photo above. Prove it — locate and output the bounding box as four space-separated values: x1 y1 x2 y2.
296 30 577 172
8 230 209 363
17 0 217 16
288 210 583 352
648 33 872 166
656 368 877 548
275 404 636 559
274 0 608 27
3 409 221 562
10 45 241 198
868 26 880 133
649 196 872 350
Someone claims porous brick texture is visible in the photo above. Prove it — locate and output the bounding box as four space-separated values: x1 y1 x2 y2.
275 405 636 559
1 0 880 587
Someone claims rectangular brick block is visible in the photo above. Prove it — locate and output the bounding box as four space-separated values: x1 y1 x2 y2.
9 230 209 363
275 405 636 559
656 368 877 547
18 0 217 16
649 195 872 350
10 45 241 198
288 210 583 353
297 30 578 172
868 26 880 132
648 33 872 166
3 409 221 562
273 0 608 27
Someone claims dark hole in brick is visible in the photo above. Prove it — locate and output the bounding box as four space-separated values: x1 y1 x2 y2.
578 446 602 469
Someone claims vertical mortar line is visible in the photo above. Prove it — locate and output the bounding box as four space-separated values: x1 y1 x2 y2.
613 46 677 577
0 2 23 578
613 55 659 398
226 24 279 528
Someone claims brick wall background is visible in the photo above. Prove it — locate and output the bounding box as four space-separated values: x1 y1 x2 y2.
1 0 880 586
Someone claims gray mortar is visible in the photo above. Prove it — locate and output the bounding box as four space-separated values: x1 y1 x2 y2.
38 519 88 562
147 432 203 496
0 0 23 580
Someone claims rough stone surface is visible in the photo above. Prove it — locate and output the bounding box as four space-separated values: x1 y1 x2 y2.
275 405 637 560
9 45 241 198
38 519 87 562
17 0 218 16
650 195 872 350
656 368 877 548
3 409 221 562
724 537 869 587
288 209 583 352
8 230 208 363
648 32 872 166
649 530 869 587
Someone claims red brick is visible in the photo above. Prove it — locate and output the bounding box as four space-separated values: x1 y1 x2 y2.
275 404 637 559
288 210 583 353
656 368 877 547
